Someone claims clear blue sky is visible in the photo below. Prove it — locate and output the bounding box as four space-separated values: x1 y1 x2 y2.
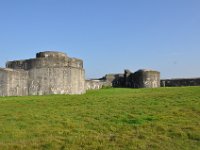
0 0 199 79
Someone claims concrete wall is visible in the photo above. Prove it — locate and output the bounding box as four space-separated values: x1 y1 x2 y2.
100 74 124 87
28 67 85 95
0 51 85 96
99 69 160 88
131 70 160 88
161 78 200 87
85 80 112 90
85 80 103 90
0 68 28 96
6 52 83 70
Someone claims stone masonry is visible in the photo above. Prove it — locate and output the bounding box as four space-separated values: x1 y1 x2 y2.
0 51 85 96
161 78 200 87
99 69 160 88
2 50 198 97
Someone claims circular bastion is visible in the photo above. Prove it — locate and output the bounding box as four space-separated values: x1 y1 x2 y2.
135 69 160 88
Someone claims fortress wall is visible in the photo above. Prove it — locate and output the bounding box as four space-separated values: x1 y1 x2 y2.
68 58 82 67
6 51 70 70
6 60 27 70
36 51 67 59
28 67 85 95
6 57 83 70
124 70 132 87
161 78 200 87
99 70 161 88
132 70 160 88
0 69 9 96
85 80 103 90
124 70 160 88
69 67 85 94
102 74 124 87
6 58 69 70
1 51 86 96
0 50 165 97
85 80 112 90
0 68 28 96
28 68 50 95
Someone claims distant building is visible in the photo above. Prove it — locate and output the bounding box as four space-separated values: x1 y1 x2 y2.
99 69 160 88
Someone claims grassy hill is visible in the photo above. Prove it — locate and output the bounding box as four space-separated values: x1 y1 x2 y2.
0 87 200 150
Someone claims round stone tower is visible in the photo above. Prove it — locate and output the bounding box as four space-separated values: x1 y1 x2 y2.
134 69 160 88
5 51 86 96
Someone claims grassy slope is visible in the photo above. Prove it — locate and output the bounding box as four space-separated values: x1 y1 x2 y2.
0 87 200 150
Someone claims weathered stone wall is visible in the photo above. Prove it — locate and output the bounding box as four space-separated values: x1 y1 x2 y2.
99 69 160 88
130 70 160 88
28 67 85 95
69 67 85 94
85 80 112 90
100 74 124 87
0 68 28 96
1 50 179 97
0 51 85 96
124 69 132 87
161 78 200 87
6 52 83 70
85 80 103 90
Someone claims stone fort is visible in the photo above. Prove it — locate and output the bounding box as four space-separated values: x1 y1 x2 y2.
0 51 85 96
0 51 199 96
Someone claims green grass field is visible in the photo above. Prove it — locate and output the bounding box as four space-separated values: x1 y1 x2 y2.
0 87 200 150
